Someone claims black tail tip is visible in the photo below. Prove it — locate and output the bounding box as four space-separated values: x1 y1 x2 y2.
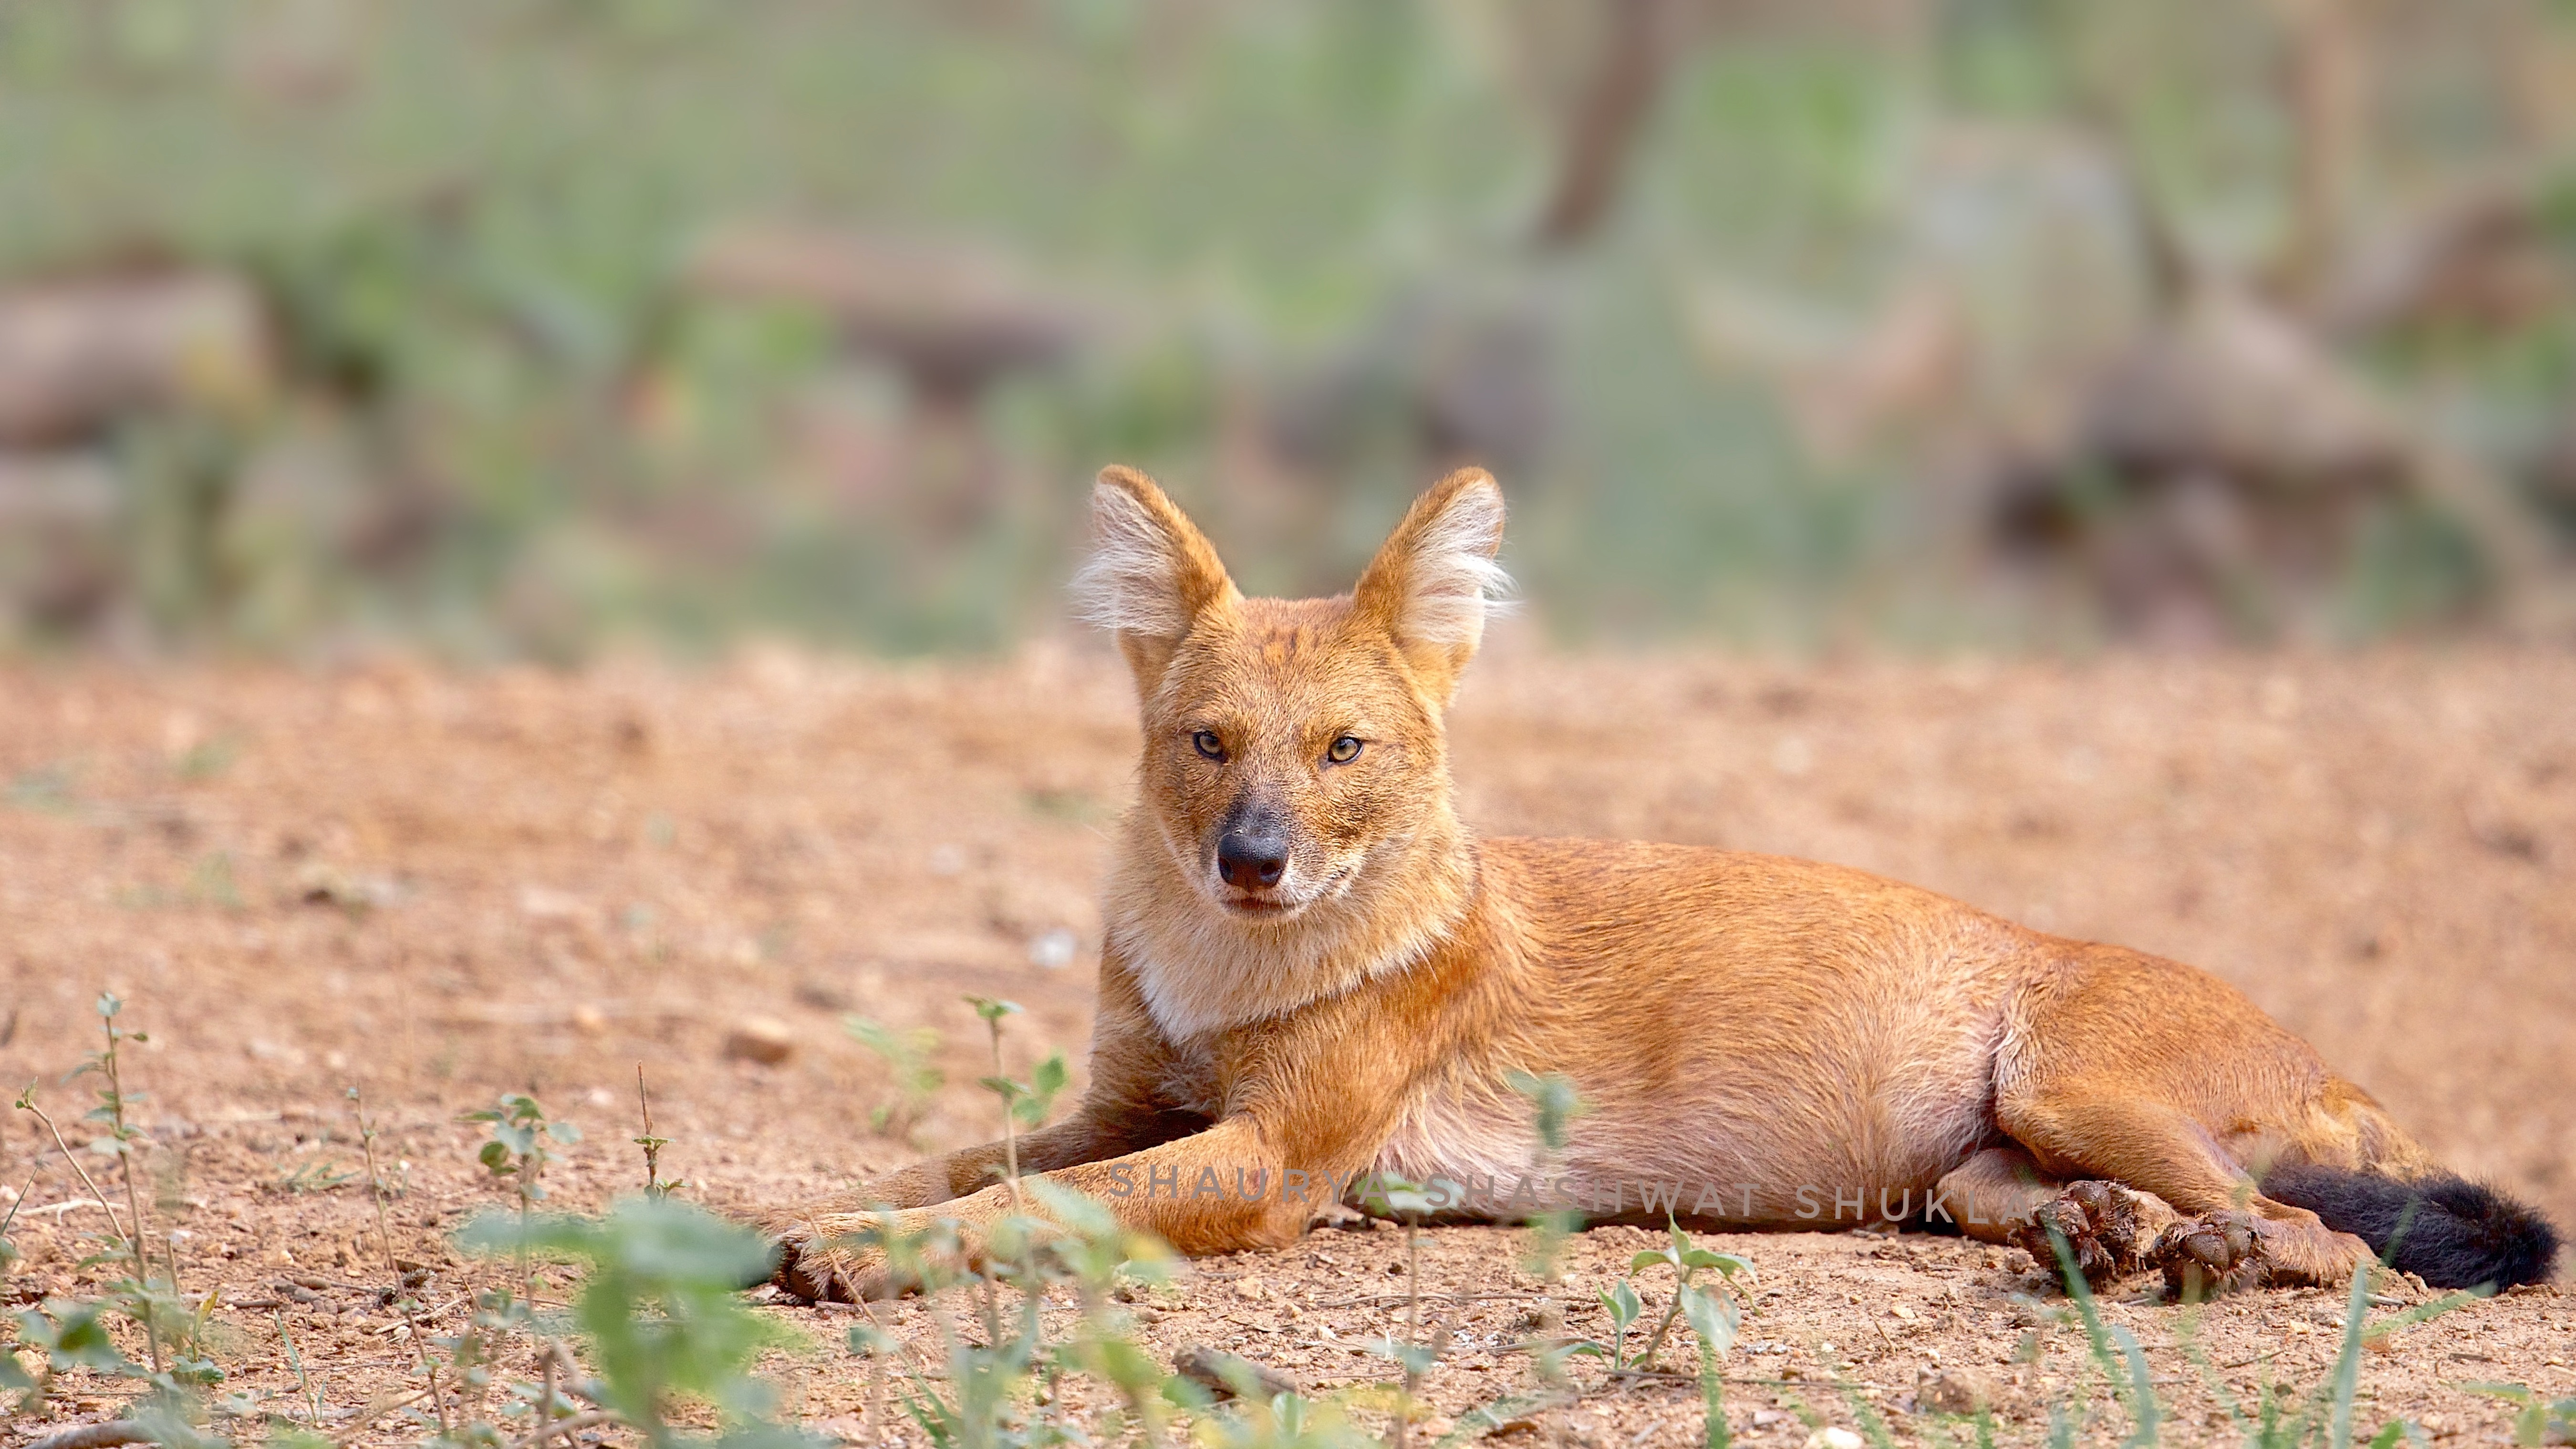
2261 1164 2562 1292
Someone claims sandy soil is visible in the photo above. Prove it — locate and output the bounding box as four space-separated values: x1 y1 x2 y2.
2 636 2572 1446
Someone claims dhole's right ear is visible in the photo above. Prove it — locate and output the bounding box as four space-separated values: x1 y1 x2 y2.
1070 466 1238 691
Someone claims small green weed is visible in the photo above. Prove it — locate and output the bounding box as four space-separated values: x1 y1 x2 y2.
1503 1072 1586 1285
2461 1384 2576 1449
272 1159 360 1195
8 993 223 1421
844 1015 945 1138
5 763 75 813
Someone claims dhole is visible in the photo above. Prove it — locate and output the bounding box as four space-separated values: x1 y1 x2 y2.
764 466 2558 1300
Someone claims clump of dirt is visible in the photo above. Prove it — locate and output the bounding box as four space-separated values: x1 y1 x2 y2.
2 641 2569 1444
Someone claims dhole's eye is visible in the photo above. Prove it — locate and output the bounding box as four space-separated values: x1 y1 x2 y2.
1191 730 1226 761
1326 735 1363 765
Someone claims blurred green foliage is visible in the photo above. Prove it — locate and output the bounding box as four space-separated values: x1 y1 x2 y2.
1 0 2570 655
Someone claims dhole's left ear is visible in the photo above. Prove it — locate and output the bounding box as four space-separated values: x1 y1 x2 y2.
1071 466 1240 691
1354 467 1509 705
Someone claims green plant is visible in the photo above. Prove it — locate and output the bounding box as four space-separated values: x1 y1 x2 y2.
448 1092 587 1446
3 994 231 1439
1561 1222 1751 1381
275 1309 324 1429
6 1297 141 1411
1351 1176 1444 1449
467 1094 582 1209
15 994 223 1394
353 1084 454 1440
6 763 75 813
963 996 1070 1210
843 1016 945 1138
2036 1215 2481 1449
823 1003 1180 1449
457 1200 804 1449
1680 1278 1737 1449
1625 1224 1754 1371
635 1066 682 1200
77 992 171 1373
1186 1385 1377 1449
274 1158 361 1195
1503 1072 1585 1283
841 1193 1152 1449
465 1092 582 1299
173 733 239 781
1020 1180 1178 1444
2031 1221 2156 1447
2461 1384 2576 1449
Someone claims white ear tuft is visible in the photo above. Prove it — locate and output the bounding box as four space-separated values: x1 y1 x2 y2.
1393 480 1511 649
1070 481 1192 638
1067 468 1234 689
1353 469 1510 702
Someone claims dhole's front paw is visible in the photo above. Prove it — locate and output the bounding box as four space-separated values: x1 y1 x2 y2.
2150 1211 2272 1299
759 1208 972 1302
2011 1180 2167 1288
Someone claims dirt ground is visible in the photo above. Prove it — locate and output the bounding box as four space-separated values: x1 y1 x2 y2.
3 634 2573 1446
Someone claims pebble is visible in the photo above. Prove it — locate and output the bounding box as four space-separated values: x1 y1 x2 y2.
723 1015 795 1065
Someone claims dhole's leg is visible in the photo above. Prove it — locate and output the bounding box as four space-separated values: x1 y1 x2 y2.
758 971 1214 1287
1999 1092 2371 1292
1996 947 2383 1293
1935 1146 2181 1285
769 1116 1336 1301
807 1106 1206 1213
754 1102 1197 1284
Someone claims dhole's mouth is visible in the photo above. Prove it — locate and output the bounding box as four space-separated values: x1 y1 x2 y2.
1218 892 1302 919
1210 861 1360 920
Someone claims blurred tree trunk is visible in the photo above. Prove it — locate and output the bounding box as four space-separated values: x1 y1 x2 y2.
1532 0 1683 248
2271 0 2366 310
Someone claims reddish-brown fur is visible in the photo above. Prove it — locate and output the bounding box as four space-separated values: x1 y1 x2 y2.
761 466 2474 1299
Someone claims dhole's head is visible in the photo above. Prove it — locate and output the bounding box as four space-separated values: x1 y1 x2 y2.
1072 466 1506 923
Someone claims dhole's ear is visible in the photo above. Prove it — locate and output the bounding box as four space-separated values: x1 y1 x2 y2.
1353 467 1509 704
1070 466 1238 689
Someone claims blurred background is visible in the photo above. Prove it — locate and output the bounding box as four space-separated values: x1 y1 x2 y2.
7 0 2576 660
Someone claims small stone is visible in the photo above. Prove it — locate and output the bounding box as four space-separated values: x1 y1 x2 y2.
1890 1302 1915 1320
723 1016 794 1065
570 1004 607 1035
792 978 852 1011
1804 1429 1864 1449
1232 1276 1267 1302
1922 1369 2000 1416
1753 1410 1791 1428
517 884 588 921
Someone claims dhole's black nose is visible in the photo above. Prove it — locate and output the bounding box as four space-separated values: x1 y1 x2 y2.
1216 813 1288 890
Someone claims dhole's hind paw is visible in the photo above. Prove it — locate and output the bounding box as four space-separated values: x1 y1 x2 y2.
2151 1211 2272 1299
2012 1180 2157 1288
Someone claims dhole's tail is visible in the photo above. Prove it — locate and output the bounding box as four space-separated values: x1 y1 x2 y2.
2262 1164 2561 1291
